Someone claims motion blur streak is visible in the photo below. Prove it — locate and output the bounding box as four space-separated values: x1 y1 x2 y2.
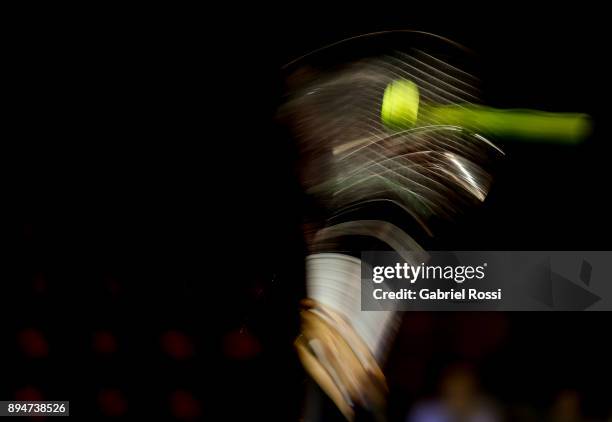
281 51 499 234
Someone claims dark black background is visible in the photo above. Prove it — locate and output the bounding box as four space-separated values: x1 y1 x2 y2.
7 6 612 420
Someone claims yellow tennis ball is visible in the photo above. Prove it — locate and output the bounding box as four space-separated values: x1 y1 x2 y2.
381 79 420 131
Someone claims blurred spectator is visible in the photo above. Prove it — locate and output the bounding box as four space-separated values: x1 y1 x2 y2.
549 390 584 422
407 364 499 422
